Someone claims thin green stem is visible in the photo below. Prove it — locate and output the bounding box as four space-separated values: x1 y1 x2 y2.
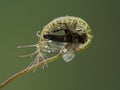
0 53 62 89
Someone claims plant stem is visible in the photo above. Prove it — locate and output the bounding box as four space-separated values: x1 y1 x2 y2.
0 53 62 89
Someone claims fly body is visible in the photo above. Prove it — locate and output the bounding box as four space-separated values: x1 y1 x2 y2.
39 16 93 62
18 16 93 68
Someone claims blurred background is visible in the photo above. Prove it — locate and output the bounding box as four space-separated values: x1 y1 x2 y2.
0 0 120 90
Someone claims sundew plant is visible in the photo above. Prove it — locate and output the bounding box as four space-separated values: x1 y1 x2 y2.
0 16 93 89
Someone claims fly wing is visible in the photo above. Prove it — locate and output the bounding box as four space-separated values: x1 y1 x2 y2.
62 45 76 62
47 41 64 53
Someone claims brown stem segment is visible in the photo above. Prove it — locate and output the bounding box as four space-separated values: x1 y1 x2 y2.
0 53 62 89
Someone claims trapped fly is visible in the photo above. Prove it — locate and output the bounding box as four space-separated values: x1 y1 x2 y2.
18 16 93 69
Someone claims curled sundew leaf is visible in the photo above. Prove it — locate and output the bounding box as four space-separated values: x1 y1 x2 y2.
0 16 93 89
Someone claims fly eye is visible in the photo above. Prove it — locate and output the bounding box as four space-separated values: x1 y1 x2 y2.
78 33 88 44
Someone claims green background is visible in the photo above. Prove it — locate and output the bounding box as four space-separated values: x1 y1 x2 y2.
0 0 120 90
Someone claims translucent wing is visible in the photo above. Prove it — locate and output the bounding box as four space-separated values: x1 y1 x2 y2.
62 45 76 62
48 41 64 52
43 40 64 54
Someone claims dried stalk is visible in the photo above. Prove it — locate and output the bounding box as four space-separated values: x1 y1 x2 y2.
0 53 62 89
